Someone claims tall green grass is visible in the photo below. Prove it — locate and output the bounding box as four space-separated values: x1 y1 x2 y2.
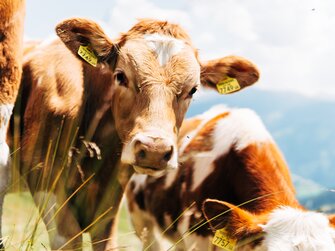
2 192 141 250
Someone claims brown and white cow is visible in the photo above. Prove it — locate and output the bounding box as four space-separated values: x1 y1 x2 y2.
0 0 25 247
15 19 259 250
126 105 335 250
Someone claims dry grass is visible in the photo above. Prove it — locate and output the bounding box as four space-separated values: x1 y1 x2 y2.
2 192 141 251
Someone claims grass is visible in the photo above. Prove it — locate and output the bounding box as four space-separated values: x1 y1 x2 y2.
4 94 143 250
2 192 49 251
2 192 141 250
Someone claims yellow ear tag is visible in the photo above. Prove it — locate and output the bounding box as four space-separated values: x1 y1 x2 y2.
78 45 98 67
212 228 237 251
216 77 240 94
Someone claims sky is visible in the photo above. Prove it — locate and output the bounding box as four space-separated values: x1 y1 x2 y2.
25 0 335 100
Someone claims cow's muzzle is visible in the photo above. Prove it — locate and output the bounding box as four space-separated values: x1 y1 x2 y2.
121 133 178 175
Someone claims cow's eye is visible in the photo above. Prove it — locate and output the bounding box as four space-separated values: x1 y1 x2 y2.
188 86 198 97
114 71 128 87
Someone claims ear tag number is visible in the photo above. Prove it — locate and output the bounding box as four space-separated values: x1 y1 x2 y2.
212 228 237 251
216 77 240 94
78 45 98 67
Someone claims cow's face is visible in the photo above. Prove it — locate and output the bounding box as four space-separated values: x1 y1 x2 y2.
111 35 200 175
203 199 335 251
56 18 259 176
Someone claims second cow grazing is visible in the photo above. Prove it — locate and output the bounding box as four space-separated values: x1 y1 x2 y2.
126 105 335 251
15 19 259 250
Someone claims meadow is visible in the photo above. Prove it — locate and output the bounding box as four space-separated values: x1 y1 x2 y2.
2 192 141 250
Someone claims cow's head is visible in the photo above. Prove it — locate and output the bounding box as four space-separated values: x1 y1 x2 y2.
203 199 335 250
56 18 259 176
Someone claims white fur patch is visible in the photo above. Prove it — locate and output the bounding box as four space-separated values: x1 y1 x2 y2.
179 105 272 191
213 107 272 154
0 104 14 167
0 143 10 168
190 155 216 191
0 104 13 142
164 168 178 189
166 105 230 189
262 207 335 251
130 174 148 193
144 33 185 66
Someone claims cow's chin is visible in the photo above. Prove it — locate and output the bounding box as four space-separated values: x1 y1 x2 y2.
132 165 167 177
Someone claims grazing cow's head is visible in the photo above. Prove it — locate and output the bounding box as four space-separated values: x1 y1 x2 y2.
203 199 335 251
56 18 260 175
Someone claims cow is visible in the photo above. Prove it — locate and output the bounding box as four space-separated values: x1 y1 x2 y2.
126 105 335 250
202 200 335 251
15 18 260 250
0 0 25 247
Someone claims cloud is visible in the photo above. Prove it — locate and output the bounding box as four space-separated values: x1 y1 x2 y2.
106 0 335 99
107 0 191 38
24 0 335 100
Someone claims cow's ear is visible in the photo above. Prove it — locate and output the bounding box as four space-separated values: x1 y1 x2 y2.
55 18 117 68
200 56 260 94
202 199 264 239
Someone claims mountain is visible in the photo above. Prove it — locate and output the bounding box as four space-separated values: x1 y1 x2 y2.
187 88 335 188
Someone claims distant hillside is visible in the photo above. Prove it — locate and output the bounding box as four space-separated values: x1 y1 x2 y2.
292 174 335 213
301 190 335 213
187 88 335 188
292 174 324 200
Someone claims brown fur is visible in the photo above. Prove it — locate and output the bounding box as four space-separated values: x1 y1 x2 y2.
0 0 25 249
177 117 202 148
329 214 335 228
183 112 229 154
202 200 266 240
126 108 303 250
201 56 260 91
117 19 194 49
16 18 259 250
0 0 25 104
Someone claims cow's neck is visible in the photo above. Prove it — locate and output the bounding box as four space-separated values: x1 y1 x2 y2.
69 64 135 232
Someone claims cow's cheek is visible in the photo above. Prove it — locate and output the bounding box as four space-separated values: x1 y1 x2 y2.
174 97 191 129
112 88 136 139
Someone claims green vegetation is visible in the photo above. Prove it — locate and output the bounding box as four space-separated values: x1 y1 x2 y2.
2 192 141 250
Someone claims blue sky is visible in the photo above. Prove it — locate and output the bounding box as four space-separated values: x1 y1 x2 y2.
25 0 335 100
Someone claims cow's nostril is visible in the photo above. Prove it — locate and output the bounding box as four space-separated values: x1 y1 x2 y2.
163 148 173 162
138 149 146 159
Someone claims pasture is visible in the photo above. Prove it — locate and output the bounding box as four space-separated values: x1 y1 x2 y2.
2 192 141 250
1 1 335 250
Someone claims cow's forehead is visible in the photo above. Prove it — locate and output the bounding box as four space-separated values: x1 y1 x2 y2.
143 33 186 66
118 34 200 89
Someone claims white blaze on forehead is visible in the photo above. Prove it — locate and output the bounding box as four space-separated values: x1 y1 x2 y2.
262 207 335 251
144 33 185 66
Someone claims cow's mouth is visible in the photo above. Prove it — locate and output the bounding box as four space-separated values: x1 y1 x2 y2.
133 165 167 177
